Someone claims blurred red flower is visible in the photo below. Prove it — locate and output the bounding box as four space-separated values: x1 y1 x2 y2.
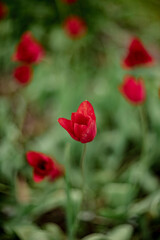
26 151 64 183
119 76 146 105
13 32 44 64
0 2 7 20
123 38 153 68
58 100 97 143
62 0 77 3
13 65 32 84
64 16 87 39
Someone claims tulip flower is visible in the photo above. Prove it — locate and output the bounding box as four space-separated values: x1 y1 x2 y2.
119 76 146 105
0 2 7 20
58 100 97 143
13 32 44 64
123 38 153 68
64 16 87 39
26 151 64 183
13 65 32 84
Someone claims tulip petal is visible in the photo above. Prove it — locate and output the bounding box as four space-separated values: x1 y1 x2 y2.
71 112 89 125
64 16 87 39
123 38 153 68
74 119 97 143
74 123 87 141
13 65 32 84
50 163 64 180
58 118 79 141
77 100 96 121
33 170 44 183
119 76 146 105
26 151 51 167
26 151 40 167
13 32 44 64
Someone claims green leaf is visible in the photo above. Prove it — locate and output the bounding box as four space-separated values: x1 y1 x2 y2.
107 224 133 240
128 190 160 217
102 183 135 207
14 224 48 240
82 233 108 240
44 223 65 240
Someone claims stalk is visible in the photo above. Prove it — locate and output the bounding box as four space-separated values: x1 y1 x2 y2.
64 143 73 240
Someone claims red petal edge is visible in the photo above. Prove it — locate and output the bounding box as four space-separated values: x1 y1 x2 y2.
33 170 44 183
58 118 79 141
77 100 96 121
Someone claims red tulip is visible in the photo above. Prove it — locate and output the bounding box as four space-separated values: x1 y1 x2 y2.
50 161 64 180
123 38 153 68
58 100 97 143
0 2 7 20
119 76 146 105
26 151 64 183
62 0 77 3
13 32 44 64
13 65 32 84
64 16 87 39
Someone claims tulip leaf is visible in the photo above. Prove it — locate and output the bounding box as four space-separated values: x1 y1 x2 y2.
14 224 48 240
44 223 65 240
82 233 108 240
107 224 133 240
102 183 135 207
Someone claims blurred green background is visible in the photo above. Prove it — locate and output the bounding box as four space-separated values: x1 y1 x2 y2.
0 0 160 239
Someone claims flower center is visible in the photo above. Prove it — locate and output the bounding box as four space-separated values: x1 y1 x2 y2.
38 160 47 170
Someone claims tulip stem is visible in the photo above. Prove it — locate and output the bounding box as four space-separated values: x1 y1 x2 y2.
64 143 73 240
71 144 87 238
53 0 61 21
80 144 87 185
138 106 148 163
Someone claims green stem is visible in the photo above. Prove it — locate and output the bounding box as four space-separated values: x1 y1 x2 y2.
53 0 61 21
64 143 73 240
71 144 87 238
80 144 87 188
138 105 152 170
138 106 147 160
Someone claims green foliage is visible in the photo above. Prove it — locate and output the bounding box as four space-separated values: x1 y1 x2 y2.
0 0 160 239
